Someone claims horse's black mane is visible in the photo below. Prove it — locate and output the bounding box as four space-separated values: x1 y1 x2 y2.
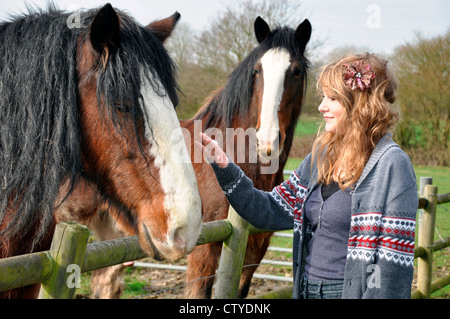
0 4 178 251
195 26 310 128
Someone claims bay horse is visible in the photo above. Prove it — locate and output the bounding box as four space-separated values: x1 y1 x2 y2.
0 4 202 299
182 16 311 298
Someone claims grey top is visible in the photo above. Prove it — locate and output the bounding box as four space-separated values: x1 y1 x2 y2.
303 184 352 280
211 133 418 298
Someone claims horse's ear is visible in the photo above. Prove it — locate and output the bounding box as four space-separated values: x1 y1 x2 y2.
147 12 181 43
90 3 120 54
254 16 270 43
294 19 312 54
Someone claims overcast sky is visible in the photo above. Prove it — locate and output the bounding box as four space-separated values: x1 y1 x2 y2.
0 0 448 58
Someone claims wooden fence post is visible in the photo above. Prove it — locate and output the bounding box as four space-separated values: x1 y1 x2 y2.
416 184 438 298
419 177 433 197
418 177 432 239
38 222 90 299
214 206 250 299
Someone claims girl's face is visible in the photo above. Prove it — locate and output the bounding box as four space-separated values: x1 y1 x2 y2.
318 92 345 134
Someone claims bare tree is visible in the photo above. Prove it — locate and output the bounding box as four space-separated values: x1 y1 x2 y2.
193 0 310 76
165 21 227 119
391 30 449 165
165 21 196 69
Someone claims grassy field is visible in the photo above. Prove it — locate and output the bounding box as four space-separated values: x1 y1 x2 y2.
294 116 322 137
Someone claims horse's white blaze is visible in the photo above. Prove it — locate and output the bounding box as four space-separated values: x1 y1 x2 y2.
140 72 202 255
256 48 291 159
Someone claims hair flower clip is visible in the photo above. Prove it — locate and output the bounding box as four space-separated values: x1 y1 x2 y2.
342 60 375 91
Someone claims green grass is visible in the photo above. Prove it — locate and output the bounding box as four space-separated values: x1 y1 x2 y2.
123 279 147 298
294 116 321 138
414 165 450 194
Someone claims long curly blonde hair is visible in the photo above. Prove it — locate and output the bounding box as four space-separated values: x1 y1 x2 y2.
312 53 399 189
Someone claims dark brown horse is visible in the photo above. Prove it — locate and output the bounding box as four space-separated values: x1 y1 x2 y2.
0 4 202 298
182 16 311 298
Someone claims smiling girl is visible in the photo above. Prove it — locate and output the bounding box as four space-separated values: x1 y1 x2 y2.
197 53 418 299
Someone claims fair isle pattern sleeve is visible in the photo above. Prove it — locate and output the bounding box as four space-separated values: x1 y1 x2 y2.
347 212 416 267
270 170 308 236
270 170 301 214
378 215 416 265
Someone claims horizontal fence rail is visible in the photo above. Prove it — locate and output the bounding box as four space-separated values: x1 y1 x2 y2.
0 220 234 294
0 180 449 299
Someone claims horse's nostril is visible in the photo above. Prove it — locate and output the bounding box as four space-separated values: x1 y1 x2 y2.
171 227 187 249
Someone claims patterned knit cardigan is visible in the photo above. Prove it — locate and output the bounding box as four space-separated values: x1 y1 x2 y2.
211 134 418 299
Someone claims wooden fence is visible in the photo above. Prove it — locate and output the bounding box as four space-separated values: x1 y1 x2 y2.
0 179 449 299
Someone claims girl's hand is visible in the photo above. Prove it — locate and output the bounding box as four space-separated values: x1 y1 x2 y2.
194 132 229 168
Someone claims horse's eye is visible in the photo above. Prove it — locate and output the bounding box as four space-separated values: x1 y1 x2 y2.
115 102 131 113
253 64 261 76
292 67 302 78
